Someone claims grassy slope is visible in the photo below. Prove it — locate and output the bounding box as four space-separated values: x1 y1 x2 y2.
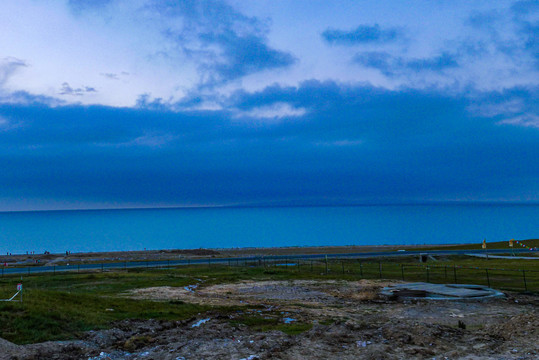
0 256 537 344
0 267 321 344
0 270 213 343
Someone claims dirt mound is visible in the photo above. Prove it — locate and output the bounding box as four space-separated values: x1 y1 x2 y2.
5 280 538 359
487 313 538 340
7 315 537 360
0 337 19 359
127 279 391 306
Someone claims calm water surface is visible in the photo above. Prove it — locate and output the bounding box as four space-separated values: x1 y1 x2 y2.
0 205 537 254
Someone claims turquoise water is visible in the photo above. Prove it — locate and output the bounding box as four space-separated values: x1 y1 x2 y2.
0 204 537 254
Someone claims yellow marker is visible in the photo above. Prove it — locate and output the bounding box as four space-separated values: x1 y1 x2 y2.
482 239 486 249
509 239 514 247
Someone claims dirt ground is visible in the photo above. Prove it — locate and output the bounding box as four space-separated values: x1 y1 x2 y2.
2 279 538 360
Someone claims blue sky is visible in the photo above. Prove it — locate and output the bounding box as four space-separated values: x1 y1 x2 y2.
0 0 538 211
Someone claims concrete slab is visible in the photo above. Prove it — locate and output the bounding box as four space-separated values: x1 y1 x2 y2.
381 282 505 300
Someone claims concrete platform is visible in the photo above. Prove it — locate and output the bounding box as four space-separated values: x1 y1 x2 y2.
381 282 505 300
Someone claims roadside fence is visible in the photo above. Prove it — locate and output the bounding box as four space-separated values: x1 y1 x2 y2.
1 255 538 292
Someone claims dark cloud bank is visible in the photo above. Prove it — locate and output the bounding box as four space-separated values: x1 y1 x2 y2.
1 81 537 209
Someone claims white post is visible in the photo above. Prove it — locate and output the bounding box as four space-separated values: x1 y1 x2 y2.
17 281 23 303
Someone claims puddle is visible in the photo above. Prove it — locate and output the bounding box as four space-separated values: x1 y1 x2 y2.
283 317 296 324
191 318 211 327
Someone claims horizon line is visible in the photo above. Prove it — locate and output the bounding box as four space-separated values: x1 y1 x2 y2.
1 200 538 214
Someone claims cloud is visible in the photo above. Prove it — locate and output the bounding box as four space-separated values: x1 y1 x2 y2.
511 0 539 15
100 73 119 80
0 115 10 129
0 90 65 106
405 53 458 72
353 51 458 76
233 102 307 124
148 0 295 85
199 32 296 82
464 4 539 71
518 21 539 68
0 58 64 106
2 80 537 207
102 132 179 148
467 86 539 122
498 114 539 128
322 24 403 45
68 0 113 13
0 57 27 87
59 82 97 96
352 51 393 74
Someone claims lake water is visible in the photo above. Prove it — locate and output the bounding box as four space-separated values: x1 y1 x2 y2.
0 204 537 254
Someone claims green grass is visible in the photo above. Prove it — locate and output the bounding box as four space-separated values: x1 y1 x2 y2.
0 287 212 344
418 238 539 251
0 256 537 344
0 269 222 344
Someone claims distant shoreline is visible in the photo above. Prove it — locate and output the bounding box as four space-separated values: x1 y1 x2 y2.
4 241 538 266
0 244 455 264
2 200 539 214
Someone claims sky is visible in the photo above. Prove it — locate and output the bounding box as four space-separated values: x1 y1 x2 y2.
0 0 538 211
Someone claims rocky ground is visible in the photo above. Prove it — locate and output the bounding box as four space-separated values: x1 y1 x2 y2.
1 280 537 360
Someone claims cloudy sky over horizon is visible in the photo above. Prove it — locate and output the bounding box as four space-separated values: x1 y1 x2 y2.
1 0 538 211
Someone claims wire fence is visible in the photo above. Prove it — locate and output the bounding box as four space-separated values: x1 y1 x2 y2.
1 256 538 292
226 257 539 292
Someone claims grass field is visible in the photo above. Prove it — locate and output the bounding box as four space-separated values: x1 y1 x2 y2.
419 238 539 251
0 254 538 345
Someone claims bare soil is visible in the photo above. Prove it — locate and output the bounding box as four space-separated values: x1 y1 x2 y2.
2 280 537 360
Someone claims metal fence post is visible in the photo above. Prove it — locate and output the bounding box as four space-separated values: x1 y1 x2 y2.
359 262 363 277
522 270 528 291
378 262 382 279
401 264 405 281
426 266 430 283
453 265 457 283
485 269 490 287
325 255 328 275
444 266 447 282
